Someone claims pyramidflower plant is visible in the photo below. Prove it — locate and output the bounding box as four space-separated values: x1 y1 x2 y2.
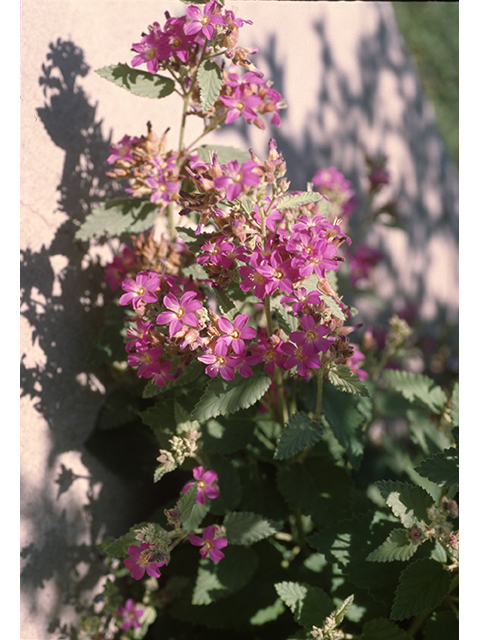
76 3 459 639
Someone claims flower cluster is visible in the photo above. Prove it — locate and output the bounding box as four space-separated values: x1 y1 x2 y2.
114 138 367 386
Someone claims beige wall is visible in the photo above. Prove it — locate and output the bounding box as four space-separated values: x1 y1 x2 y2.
20 2 458 637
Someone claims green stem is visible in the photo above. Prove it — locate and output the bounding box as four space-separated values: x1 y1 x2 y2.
407 609 431 637
314 369 324 421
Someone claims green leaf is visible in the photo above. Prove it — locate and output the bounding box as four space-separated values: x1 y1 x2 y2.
96 63 175 99
249 598 285 625
212 286 237 318
366 528 419 562
451 382 459 428
192 546 258 605
276 192 327 210
197 59 223 112
274 412 323 460
103 522 150 558
175 226 207 253
375 480 433 528
361 617 411 640
196 144 251 165
383 370 447 413
307 511 406 607
75 198 158 241
223 512 280 545
415 446 459 490
391 558 452 621
274 582 334 629
328 364 369 397
201 414 256 455
176 484 198 524
132 605 157 640
191 366 272 421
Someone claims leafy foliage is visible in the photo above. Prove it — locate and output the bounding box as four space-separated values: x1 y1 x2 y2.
75 198 158 241
197 59 223 112
274 412 323 460
96 63 175 99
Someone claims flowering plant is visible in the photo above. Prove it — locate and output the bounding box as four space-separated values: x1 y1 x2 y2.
75 3 458 639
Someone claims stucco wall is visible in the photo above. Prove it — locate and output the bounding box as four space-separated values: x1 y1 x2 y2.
20 1 458 637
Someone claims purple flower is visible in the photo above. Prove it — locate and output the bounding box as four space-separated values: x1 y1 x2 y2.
217 314 257 355
281 341 321 377
124 543 166 581
117 599 144 631
156 290 203 337
349 244 384 286
189 525 228 561
182 466 219 504
198 341 240 381
127 346 165 379
288 315 331 355
184 0 225 40
256 251 298 296
220 85 262 124
119 270 161 309
213 160 260 201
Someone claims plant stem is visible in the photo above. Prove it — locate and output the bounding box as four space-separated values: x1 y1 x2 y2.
314 369 324 421
407 609 431 637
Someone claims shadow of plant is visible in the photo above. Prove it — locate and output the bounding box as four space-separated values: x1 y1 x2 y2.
20 39 162 638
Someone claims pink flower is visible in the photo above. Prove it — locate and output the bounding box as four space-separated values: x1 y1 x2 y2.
281 341 321 377
127 346 164 379
124 543 166 581
213 159 260 201
249 333 286 375
119 270 161 309
217 314 257 355
349 244 384 286
255 251 298 296
288 315 331 355
198 341 240 380
156 290 203 337
116 599 144 631
189 525 228 561
184 0 225 40
182 466 219 504
104 245 136 291
125 317 154 352
220 85 262 124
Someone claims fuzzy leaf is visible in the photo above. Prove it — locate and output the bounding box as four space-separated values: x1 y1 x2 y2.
274 412 323 460
367 528 418 562
328 364 369 397
375 480 433 528
75 198 158 241
276 192 327 210
451 382 459 428
96 63 175 99
191 366 272 421
274 582 334 629
361 617 411 640
391 558 452 621
176 483 198 524
415 446 459 490
103 522 150 558
196 144 251 165
249 598 285 625
224 512 280 545
383 370 447 413
197 59 223 112
192 546 258 605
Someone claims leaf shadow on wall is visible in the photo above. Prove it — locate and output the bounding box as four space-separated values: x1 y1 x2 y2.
20 39 167 637
248 7 458 378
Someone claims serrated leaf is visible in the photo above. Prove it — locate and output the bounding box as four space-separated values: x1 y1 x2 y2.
75 198 158 241
276 192 326 210
274 581 308 612
196 144 251 165
197 59 223 112
223 512 280 545
182 501 209 530
103 522 150 558
367 528 418 562
383 370 447 413
391 558 452 621
415 446 459 490
320 292 346 320
328 364 369 396
375 480 433 528
249 598 285 625
274 582 333 629
191 365 272 421
96 63 175 99
361 617 411 640
274 412 323 460
192 546 258 605
175 226 207 253
212 286 237 317
451 382 459 428
176 483 198 524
